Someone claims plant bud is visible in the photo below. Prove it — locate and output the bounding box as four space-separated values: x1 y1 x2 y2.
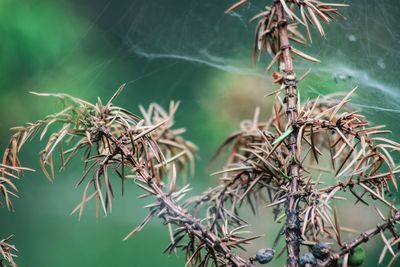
312 242 330 260
300 252 317 267
255 248 275 264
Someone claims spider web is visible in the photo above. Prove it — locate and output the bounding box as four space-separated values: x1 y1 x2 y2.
100 0 400 123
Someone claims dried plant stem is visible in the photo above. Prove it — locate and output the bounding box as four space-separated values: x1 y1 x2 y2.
322 212 400 266
276 1 301 266
99 126 251 267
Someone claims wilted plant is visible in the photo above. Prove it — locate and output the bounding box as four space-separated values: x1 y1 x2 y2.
3 1 400 267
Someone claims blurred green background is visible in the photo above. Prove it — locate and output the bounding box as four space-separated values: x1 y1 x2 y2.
1 0 400 266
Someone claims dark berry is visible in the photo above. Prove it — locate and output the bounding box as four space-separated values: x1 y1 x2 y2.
300 252 317 267
312 242 330 260
255 248 275 264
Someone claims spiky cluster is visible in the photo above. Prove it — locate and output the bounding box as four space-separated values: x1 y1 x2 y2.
227 0 347 70
0 235 17 267
3 85 197 216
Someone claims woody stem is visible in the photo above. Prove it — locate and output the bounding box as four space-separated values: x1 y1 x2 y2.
276 1 301 266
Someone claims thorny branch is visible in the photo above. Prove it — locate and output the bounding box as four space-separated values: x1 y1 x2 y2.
221 0 400 266
2 87 256 266
2 1 400 267
321 212 400 267
99 126 254 266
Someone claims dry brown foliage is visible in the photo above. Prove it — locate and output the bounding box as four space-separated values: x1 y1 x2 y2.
2 85 259 266
2 1 400 267
0 235 17 267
